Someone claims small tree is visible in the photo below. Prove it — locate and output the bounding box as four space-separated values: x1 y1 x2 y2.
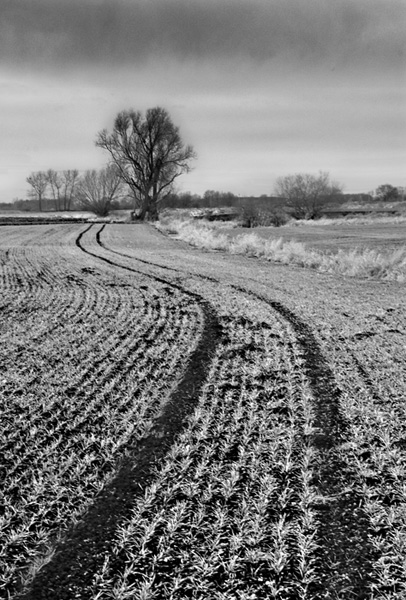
375 184 399 202
61 170 80 210
274 171 343 219
26 171 48 212
241 204 288 228
46 169 63 211
76 165 124 217
95 107 196 220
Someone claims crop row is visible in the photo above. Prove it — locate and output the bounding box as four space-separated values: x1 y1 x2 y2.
89 228 406 598
327 344 406 599
71 223 406 598
87 223 406 598
80 309 320 600
5 222 404 599
0 226 129 338
0 226 205 596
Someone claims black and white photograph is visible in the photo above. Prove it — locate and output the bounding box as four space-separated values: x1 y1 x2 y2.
1 1 405 598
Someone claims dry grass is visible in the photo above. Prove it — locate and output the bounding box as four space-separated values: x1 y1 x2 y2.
290 214 406 227
157 218 406 282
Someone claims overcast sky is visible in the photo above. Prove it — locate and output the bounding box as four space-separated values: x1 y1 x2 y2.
1 0 405 201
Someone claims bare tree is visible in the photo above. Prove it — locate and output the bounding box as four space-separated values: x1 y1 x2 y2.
76 165 124 217
61 170 80 210
46 169 63 211
26 171 48 212
274 171 343 219
95 107 196 220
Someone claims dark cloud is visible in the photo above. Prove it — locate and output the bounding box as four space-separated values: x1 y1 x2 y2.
1 0 405 72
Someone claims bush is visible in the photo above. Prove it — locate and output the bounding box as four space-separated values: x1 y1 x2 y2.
241 206 288 228
267 210 289 227
176 222 230 251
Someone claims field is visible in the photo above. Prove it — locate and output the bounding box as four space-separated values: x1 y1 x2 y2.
0 210 130 226
1 222 406 599
228 220 406 254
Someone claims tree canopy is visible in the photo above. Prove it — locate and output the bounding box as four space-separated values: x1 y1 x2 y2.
95 107 196 220
76 165 124 217
274 172 343 219
375 184 399 202
26 171 48 212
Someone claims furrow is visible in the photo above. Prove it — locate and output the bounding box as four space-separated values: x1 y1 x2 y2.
1 299 189 476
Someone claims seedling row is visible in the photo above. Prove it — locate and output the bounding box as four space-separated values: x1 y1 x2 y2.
0 225 204 596
85 310 318 600
1 223 405 599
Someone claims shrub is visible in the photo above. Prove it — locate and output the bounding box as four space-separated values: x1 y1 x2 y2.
176 222 230 251
267 210 289 227
241 206 288 228
230 233 266 256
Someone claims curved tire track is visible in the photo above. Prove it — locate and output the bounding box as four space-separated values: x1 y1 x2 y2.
94 226 377 596
96 223 219 282
231 284 375 598
16 225 376 598
18 226 222 600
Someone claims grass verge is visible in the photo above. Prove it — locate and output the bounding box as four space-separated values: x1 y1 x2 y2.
157 218 406 282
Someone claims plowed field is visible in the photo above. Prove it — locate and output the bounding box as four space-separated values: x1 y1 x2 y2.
1 223 405 600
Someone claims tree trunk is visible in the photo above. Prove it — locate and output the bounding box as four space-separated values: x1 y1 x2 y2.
146 187 159 221
140 192 155 221
147 201 159 221
137 202 148 221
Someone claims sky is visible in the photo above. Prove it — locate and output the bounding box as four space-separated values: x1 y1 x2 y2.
0 0 405 201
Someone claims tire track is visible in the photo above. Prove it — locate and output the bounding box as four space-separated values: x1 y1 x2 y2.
97 223 219 282
230 284 375 598
0 223 155 396
96 223 180 272
2 225 195 597
87 312 312 599
95 227 376 595
13 224 375 598
18 226 222 599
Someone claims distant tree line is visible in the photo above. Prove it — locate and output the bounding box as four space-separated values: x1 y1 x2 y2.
25 167 134 216
22 106 405 220
23 173 405 221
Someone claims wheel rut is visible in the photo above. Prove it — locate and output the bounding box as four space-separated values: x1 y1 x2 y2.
18 226 222 599
17 226 376 598
96 223 219 282
231 284 375 598
96 224 181 273
95 227 377 596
